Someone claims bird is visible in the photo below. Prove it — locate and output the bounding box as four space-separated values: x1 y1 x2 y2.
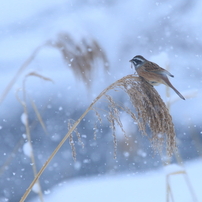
129 55 185 100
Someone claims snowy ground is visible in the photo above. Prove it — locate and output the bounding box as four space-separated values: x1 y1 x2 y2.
31 159 202 202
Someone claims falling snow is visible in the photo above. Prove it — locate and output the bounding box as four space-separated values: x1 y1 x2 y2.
0 0 202 202
21 113 27 125
32 183 40 194
23 142 32 158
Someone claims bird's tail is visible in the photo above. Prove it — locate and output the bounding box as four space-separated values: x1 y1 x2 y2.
163 76 185 100
171 86 185 100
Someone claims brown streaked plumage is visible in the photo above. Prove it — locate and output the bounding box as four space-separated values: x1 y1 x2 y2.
129 55 185 100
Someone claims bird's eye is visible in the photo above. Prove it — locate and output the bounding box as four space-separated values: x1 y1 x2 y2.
134 59 143 65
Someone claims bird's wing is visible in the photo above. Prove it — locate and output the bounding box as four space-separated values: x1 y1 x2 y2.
144 62 174 77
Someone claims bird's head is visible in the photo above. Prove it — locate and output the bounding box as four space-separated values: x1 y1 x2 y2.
129 55 147 69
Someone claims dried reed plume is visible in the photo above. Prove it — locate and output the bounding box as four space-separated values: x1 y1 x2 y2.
0 32 108 105
48 33 109 86
21 74 176 202
102 75 176 157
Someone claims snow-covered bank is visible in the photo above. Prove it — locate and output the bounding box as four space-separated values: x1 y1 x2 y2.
31 159 202 202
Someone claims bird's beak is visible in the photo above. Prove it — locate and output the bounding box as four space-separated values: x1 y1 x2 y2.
129 59 132 62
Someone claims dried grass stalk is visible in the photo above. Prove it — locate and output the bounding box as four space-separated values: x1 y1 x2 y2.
0 45 45 105
92 109 102 140
17 72 53 202
30 99 48 136
20 74 176 202
105 94 127 139
105 94 127 158
68 119 85 160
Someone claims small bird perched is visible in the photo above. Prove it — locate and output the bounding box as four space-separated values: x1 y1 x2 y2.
129 55 185 100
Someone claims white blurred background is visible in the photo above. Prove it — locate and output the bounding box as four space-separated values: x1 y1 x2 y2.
0 0 202 201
